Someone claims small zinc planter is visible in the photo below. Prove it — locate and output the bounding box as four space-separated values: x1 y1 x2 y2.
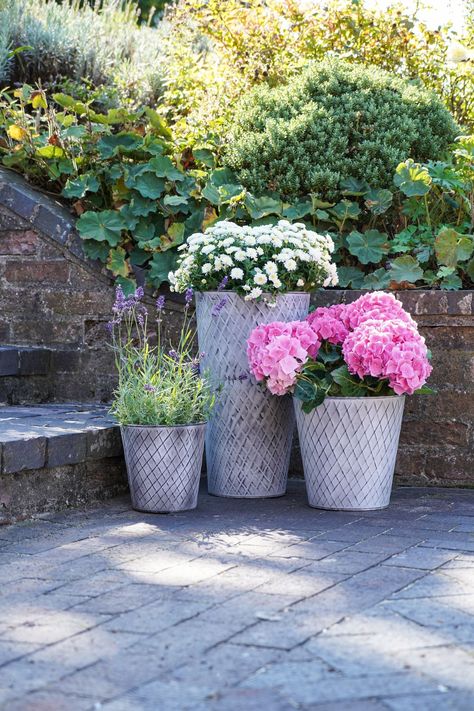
196 291 310 498
295 396 405 511
121 423 206 513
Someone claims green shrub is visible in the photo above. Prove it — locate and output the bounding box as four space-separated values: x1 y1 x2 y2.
224 60 460 202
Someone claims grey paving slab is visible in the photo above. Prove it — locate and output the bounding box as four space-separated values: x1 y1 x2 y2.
0 482 474 710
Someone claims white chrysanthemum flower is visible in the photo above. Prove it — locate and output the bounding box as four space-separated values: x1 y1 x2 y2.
234 250 247 261
222 237 234 247
201 244 215 254
254 272 268 286
230 267 244 280
245 287 263 301
264 260 278 274
202 263 212 274
220 255 233 267
296 278 305 287
271 276 282 288
246 248 258 259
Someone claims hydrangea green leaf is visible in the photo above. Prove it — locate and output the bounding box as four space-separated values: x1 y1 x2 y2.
330 365 366 396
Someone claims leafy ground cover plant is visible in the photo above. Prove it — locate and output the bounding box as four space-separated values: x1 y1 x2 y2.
169 220 338 300
224 59 459 202
109 286 215 426
247 292 433 409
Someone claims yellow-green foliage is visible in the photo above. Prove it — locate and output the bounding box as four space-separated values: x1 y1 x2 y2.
224 60 459 201
161 0 474 137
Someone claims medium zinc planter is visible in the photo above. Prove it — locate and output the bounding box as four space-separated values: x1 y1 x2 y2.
294 396 405 511
121 423 206 513
195 291 310 498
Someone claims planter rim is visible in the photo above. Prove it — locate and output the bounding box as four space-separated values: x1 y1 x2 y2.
195 290 309 297
120 421 207 429
294 395 405 403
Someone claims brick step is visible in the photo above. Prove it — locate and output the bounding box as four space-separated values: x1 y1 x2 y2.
0 404 125 523
0 346 52 377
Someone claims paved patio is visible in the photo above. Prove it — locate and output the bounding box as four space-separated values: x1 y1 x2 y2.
0 482 474 710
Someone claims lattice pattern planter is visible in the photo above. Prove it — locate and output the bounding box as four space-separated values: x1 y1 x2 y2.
121 423 206 512
295 396 405 510
196 291 310 498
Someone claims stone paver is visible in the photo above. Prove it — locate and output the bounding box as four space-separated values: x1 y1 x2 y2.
0 482 474 710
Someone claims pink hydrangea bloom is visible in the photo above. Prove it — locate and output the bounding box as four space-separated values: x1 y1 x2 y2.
343 292 416 330
343 318 432 395
307 304 349 345
247 320 320 395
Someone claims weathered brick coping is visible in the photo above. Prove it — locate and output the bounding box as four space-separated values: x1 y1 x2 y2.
305 289 474 487
0 404 125 522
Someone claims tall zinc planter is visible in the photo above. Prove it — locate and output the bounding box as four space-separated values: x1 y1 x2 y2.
196 291 310 497
295 396 405 511
121 424 206 513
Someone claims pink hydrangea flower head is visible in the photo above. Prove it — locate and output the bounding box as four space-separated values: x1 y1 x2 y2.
342 318 432 395
343 292 416 331
307 304 350 345
247 320 320 395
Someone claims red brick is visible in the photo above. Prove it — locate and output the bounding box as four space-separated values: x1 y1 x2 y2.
4 261 69 285
0 230 39 255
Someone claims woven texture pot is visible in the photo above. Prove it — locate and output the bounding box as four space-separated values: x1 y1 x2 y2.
295 396 405 511
121 423 206 513
196 291 310 498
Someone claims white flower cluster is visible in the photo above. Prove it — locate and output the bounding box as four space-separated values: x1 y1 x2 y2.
169 220 338 300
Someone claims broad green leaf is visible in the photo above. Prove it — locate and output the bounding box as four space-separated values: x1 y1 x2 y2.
414 385 437 395
329 200 361 223
282 200 312 220
132 173 166 200
440 273 462 290
302 385 326 412
184 207 205 236
31 91 47 110
148 155 184 181
62 174 99 199
53 93 89 113
82 240 109 262
435 227 474 268
108 247 130 278
330 365 366 396
364 188 393 215
97 133 143 159
394 159 432 197
363 268 391 290
128 195 157 217
347 229 389 264
161 222 185 251
193 147 215 167
163 194 190 208
336 266 365 288
144 108 172 139
35 145 64 159
244 194 283 220
340 177 370 196
208 167 239 187
129 247 149 266
115 276 136 296
294 379 316 403
148 251 179 287
389 255 424 283
134 220 156 243
466 258 474 281
76 210 124 245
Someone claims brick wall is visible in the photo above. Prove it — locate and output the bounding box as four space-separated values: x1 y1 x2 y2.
308 290 474 487
0 169 183 404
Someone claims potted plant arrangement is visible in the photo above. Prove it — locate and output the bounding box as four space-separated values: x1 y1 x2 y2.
169 220 338 498
108 286 215 513
247 292 433 510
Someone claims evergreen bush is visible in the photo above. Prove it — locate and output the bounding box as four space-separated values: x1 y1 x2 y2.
224 60 459 201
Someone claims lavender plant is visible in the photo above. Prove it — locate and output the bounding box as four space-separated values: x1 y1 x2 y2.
109 286 215 426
